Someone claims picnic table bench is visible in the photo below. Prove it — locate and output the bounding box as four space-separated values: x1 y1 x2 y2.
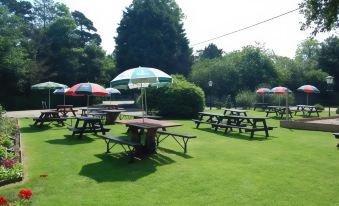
294 105 320 117
223 108 247 116
33 111 66 126
213 115 275 139
100 135 142 162
156 130 196 153
68 117 110 138
265 106 293 118
56 105 77 117
192 112 224 128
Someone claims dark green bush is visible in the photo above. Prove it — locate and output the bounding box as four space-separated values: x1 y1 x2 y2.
147 75 205 118
314 104 324 111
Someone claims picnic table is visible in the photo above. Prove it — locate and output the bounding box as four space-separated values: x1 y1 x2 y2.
252 103 269 110
265 106 293 118
101 109 126 125
192 112 224 128
223 108 248 116
294 105 320 117
33 111 66 126
56 105 77 117
116 118 181 155
68 117 110 138
213 115 275 139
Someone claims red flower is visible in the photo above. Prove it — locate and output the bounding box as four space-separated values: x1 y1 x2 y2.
0 197 9 206
1 159 16 169
17 189 32 200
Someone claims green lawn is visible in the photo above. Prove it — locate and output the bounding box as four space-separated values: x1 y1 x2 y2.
1 110 339 206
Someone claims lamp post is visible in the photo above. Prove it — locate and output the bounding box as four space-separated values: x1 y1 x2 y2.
326 75 334 117
208 80 213 110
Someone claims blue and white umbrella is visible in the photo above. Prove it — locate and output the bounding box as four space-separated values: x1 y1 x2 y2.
110 66 172 119
105 88 121 104
53 88 69 105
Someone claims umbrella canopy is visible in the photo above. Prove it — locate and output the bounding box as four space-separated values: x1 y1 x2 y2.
105 88 121 94
271 86 292 94
256 88 271 94
297 85 320 94
53 88 70 105
110 66 172 89
31 81 68 109
66 83 108 97
297 85 320 105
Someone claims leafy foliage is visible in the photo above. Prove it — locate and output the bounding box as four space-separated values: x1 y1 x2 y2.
196 43 223 60
115 0 193 75
235 90 256 109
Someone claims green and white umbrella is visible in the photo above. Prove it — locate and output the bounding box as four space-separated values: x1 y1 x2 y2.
31 81 68 109
110 66 172 119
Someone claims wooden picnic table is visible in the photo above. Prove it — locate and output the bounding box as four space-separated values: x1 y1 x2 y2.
68 117 110 138
223 108 247 116
116 118 181 155
213 115 274 139
56 105 77 117
252 103 269 110
193 112 224 128
265 106 293 118
294 105 320 117
33 111 66 126
101 109 126 125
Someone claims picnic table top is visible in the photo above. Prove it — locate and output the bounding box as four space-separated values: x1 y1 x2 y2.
56 105 74 108
296 105 316 108
101 109 126 113
116 118 181 129
221 115 269 120
41 110 59 114
76 116 101 121
224 108 247 112
198 112 224 116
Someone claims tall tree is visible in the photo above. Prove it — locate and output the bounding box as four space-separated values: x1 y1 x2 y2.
197 43 223 60
114 0 193 75
72 10 101 46
33 0 55 28
300 0 339 34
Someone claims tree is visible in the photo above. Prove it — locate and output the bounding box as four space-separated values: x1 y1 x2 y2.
197 43 223 60
114 0 193 75
300 0 339 34
318 36 339 90
33 0 56 28
295 38 320 71
72 10 101 46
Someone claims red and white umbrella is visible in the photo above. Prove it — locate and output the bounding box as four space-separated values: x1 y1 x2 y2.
66 82 108 106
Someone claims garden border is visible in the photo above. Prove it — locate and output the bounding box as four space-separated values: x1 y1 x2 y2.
280 116 339 132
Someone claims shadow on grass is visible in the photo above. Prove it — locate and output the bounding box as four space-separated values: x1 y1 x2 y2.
197 127 274 141
79 153 175 182
157 147 193 159
20 125 53 133
46 135 94 145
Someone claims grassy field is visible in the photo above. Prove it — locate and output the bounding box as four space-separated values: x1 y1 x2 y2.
1 110 339 206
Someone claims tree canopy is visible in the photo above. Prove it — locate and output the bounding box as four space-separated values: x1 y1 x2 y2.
114 0 193 75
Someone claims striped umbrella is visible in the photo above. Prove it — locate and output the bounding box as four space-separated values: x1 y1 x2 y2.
66 83 108 106
106 88 121 104
297 85 320 105
111 66 172 120
271 86 292 106
256 88 271 103
31 81 68 109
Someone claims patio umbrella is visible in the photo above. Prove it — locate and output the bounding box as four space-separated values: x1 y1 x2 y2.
105 87 121 104
110 66 172 120
31 81 68 109
271 86 292 106
66 82 108 106
297 85 320 105
256 88 271 103
53 88 69 105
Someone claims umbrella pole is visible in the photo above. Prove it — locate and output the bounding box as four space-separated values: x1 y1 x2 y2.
141 88 144 123
307 94 309 105
145 88 148 117
48 89 51 109
262 95 264 103
64 93 65 105
286 92 289 121
87 95 89 107
278 95 280 106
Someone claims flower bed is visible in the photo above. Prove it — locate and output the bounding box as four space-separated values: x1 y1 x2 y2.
0 105 23 186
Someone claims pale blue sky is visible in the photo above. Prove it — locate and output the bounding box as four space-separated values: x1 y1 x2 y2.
56 0 337 58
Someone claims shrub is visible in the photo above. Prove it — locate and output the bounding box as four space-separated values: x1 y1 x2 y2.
147 75 205 118
0 146 6 160
235 90 256 109
314 104 324 111
0 135 13 148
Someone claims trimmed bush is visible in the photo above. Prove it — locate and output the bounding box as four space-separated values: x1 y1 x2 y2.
314 104 324 111
147 75 205 118
235 90 256 109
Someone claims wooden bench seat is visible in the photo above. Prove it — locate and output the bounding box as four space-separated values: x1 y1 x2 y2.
156 130 196 153
100 135 142 162
192 119 216 128
211 123 247 133
68 126 110 135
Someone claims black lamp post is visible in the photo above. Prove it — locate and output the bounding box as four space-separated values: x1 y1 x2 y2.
326 75 334 117
208 80 213 110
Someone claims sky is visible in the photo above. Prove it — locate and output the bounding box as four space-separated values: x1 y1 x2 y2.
56 0 337 58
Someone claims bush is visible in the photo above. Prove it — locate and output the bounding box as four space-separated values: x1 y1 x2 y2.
147 75 205 118
314 104 324 111
269 93 295 106
235 90 256 109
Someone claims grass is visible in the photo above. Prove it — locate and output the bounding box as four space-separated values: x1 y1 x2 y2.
1 110 339 205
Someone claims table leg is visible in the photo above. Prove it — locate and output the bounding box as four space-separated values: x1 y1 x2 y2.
262 120 269 137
